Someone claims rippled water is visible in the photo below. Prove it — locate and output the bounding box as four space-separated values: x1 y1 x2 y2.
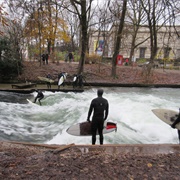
0 87 180 145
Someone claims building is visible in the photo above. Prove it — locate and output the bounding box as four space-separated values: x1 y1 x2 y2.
89 25 180 62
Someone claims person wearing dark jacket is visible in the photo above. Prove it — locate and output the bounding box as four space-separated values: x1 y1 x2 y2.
42 54 46 65
68 52 73 62
87 89 109 145
171 108 180 144
45 53 49 64
34 90 44 106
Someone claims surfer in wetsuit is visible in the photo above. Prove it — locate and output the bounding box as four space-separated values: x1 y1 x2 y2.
171 108 180 144
73 74 78 89
34 90 44 106
46 73 52 89
73 74 84 89
87 89 109 145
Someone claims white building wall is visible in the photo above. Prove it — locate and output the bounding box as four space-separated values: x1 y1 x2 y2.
89 25 180 60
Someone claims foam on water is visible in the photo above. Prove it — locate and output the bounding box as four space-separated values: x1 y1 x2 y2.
0 88 179 144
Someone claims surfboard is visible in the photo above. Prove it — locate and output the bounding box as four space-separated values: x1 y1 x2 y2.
58 76 64 86
38 76 54 83
152 109 180 130
73 76 77 82
66 121 117 136
27 99 39 106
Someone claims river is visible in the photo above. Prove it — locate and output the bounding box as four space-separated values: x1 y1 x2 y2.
0 87 179 145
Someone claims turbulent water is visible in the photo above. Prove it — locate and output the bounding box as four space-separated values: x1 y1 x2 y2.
0 87 180 145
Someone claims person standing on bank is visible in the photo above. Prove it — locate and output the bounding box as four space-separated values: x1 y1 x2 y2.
68 52 73 62
45 53 49 64
46 73 52 89
87 89 109 145
42 54 46 65
171 108 180 144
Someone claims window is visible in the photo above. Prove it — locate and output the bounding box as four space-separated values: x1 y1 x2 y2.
139 47 146 58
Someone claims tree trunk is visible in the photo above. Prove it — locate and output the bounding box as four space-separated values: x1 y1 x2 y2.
77 0 87 74
111 0 127 77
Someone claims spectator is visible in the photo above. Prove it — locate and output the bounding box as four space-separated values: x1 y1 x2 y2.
45 53 49 64
42 54 46 65
68 52 73 63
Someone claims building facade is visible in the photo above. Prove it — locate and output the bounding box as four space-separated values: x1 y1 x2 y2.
89 25 180 61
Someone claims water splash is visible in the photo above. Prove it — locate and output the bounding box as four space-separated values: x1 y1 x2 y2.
0 87 179 144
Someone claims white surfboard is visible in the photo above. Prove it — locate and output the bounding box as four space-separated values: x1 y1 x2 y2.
152 109 180 130
66 121 117 136
58 76 65 86
73 76 77 82
27 99 39 106
38 76 54 83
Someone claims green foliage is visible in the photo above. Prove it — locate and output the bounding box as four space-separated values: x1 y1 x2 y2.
137 58 147 63
0 37 22 80
28 44 40 60
0 59 22 79
54 51 80 62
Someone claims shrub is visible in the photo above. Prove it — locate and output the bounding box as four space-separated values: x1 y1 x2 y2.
0 37 22 80
85 54 101 64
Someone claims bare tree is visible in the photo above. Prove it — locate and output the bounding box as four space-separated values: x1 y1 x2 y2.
126 0 148 64
111 0 127 78
93 0 112 56
67 0 94 74
139 0 179 77
0 3 8 35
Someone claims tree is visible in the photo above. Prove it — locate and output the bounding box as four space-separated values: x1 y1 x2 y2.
91 0 112 56
139 0 179 78
6 0 70 65
111 0 127 78
126 0 148 64
59 5 80 52
24 1 70 63
0 20 23 79
0 3 8 35
68 0 94 74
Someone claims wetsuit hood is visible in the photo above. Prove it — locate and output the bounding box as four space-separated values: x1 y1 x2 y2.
97 89 103 97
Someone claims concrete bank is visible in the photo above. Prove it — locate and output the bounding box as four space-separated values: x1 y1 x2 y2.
0 83 85 94
2 141 180 155
0 82 180 94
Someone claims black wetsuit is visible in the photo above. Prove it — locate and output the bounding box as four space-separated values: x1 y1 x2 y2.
68 52 73 62
46 74 52 89
34 91 44 105
171 112 180 144
87 95 109 145
73 74 78 89
78 74 83 88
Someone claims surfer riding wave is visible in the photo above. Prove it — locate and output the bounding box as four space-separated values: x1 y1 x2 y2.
34 90 44 106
